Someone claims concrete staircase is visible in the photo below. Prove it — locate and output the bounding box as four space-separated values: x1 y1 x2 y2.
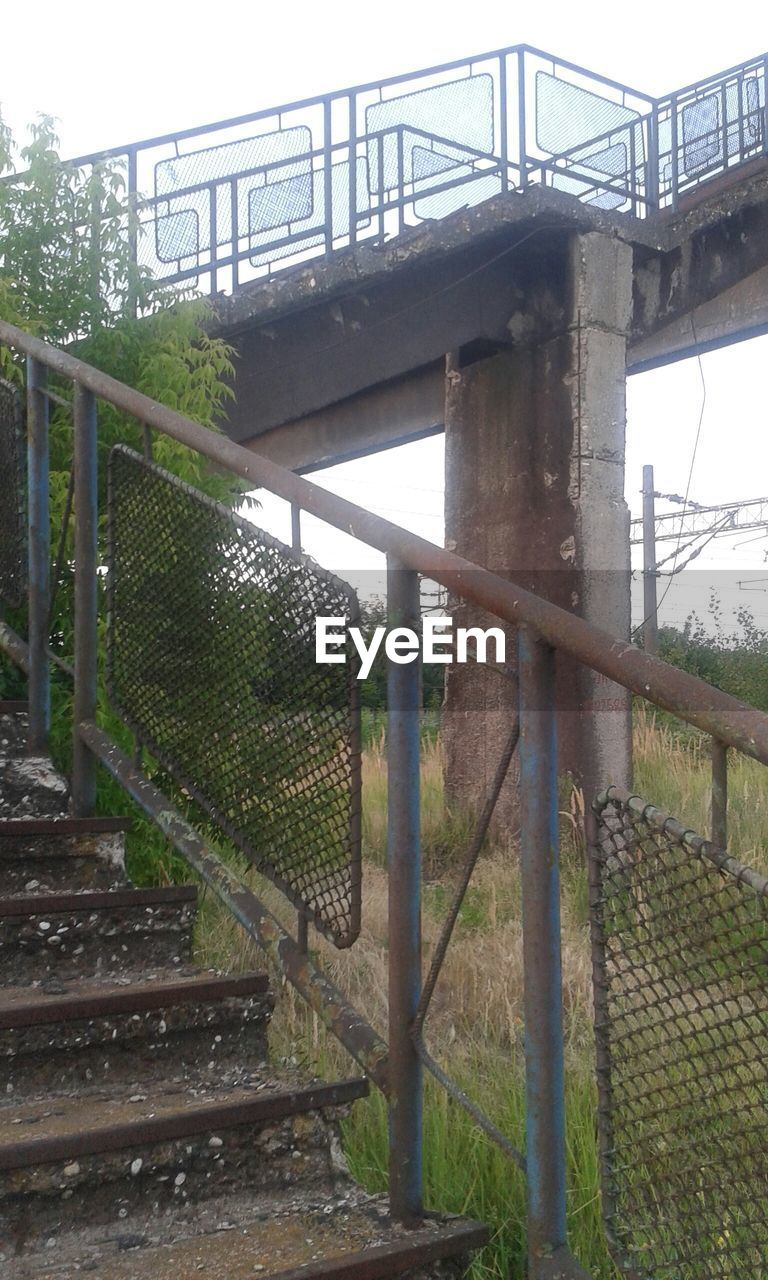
0 705 485 1278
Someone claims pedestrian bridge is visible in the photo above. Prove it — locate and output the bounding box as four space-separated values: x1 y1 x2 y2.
70 43 767 295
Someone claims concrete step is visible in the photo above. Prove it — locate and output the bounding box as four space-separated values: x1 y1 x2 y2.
0 817 130 893
0 753 69 818
0 707 29 761
0 1076 369 1247
0 969 273 1098
0 886 197 984
2 1192 487 1278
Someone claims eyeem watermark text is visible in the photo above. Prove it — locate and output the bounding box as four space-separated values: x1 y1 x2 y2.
316 616 505 679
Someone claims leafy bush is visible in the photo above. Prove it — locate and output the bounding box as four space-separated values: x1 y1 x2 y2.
659 595 768 713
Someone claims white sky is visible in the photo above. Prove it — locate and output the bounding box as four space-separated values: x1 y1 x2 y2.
3 0 768 631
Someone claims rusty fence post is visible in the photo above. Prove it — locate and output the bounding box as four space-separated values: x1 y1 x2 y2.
386 557 423 1222
26 357 50 754
71 384 98 816
519 626 567 1275
711 737 728 848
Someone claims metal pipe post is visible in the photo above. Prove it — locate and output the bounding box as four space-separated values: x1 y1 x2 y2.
71 384 99 816
517 48 528 187
646 106 660 209
26 357 50 754
519 627 567 1275
642 464 659 656
764 57 768 157
386 558 423 1223
711 737 728 848
290 502 302 553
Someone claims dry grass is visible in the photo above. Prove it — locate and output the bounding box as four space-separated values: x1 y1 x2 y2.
194 707 768 1278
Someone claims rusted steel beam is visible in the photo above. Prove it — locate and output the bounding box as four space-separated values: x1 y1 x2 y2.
264 1219 490 1280
0 1077 369 1171
711 737 728 848
78 720 391 1095
71 383 99 816
2 319 768 765
519 630 567 1275
386 562 423 1222
26 356 50 754
0 972 270 1031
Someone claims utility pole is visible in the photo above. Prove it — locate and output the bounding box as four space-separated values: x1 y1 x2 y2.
642 464 659 656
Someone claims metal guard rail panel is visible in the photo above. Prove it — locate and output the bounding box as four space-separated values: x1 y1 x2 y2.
7 45 765 293
589 790 768 1279
106 446 362 948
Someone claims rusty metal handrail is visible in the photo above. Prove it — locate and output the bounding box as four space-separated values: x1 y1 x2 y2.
4 317 768 1274
2 316 768 765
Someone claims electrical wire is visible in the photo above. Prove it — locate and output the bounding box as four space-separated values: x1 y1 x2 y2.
631 310 708 641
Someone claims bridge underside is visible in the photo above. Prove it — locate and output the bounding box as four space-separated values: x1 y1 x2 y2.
212 160 768 814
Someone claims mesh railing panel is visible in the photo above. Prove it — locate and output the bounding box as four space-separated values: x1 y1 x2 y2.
535 71 640 157
0 379 26 608
107 446 362 947
590 789 768 1279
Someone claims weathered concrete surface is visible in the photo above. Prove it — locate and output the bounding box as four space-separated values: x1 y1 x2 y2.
443 231 633 822
629 261 768 371
247 363 444 473
207 159 767 817
212 157 768 469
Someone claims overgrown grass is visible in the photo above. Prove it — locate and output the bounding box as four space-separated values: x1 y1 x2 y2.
193 707 768 1279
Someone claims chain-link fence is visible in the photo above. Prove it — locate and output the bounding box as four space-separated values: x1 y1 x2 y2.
0 379 26 609
107 446 362 947
590 789 768 1279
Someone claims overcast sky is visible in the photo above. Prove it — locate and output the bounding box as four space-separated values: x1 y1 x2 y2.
3 0 767 630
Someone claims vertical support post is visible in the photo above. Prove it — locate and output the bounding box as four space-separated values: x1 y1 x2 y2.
290 503 302 553
323 98 334 257
670 96 679 210
519 627 567 1275
348 93 358 247
499 53 509 192
711 738 728 848
763 57 768 157
642 464 659 656
127 149 139 320
386 557 422 1223
26 357 50 754
291 500 309 953
71 384 99 817
646 105 660 210
517 48 528 189
396 125 405 236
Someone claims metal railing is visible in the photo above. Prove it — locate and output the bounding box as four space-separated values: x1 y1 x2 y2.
10 45 765 296
588 790 768 1279
2 317 768 1275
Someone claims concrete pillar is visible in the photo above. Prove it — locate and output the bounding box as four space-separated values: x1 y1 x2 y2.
443 231 633 830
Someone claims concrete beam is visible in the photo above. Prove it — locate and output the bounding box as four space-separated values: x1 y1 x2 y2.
629 263 768 372
222 229 569 443
632 169 768 345
242 364 444 472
